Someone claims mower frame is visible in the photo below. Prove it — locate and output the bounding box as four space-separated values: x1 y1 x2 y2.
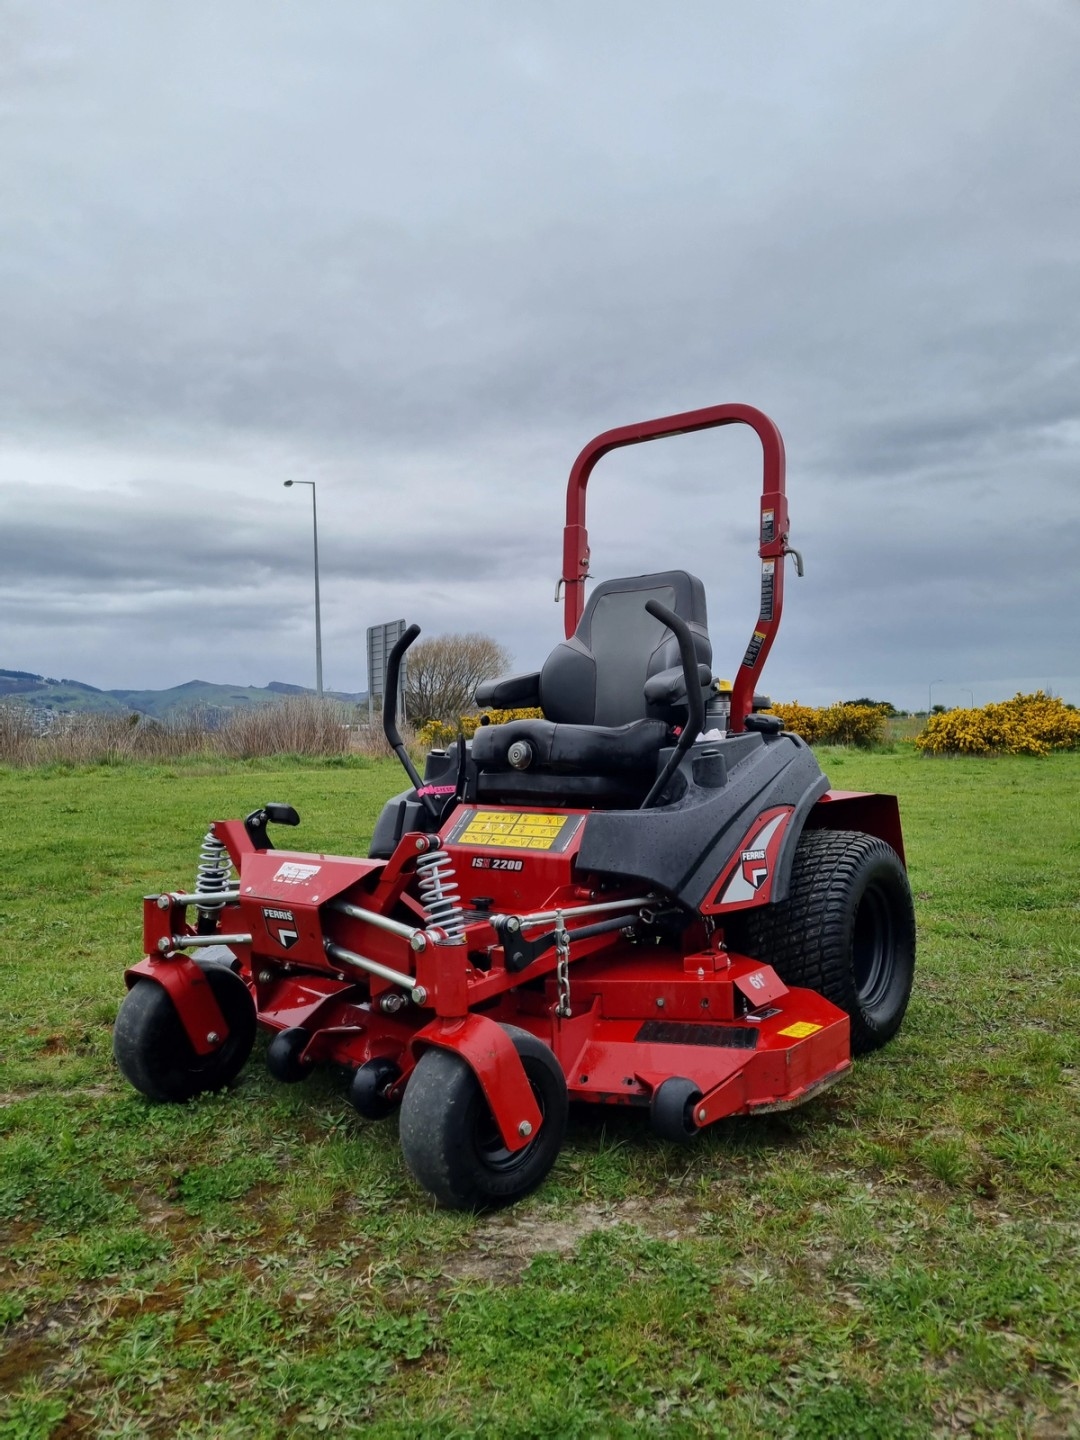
116 403 915 1209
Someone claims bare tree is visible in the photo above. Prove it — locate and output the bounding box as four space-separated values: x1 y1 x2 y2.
403 633 511 725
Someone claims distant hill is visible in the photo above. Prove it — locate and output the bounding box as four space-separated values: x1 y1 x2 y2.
0 669 367 719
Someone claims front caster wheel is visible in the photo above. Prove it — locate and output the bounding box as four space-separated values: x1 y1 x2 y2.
650 1076 702 1143
349 1057 401 1119
266 1026 313 1083
113 965 256 1103
398 1025 567 1210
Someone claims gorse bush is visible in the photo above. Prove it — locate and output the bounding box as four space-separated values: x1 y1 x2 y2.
916 692 1080 757
764 702 888 748
416 708 543 751
417 701 889 751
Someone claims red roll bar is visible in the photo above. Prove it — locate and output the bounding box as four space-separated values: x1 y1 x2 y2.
561 403 791 734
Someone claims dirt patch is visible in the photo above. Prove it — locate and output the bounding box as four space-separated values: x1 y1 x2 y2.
0 1333 67 1390
0 1085 113 1109
441 1195 700 1284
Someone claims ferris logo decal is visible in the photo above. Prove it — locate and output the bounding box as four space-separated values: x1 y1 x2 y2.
262 907 299 949
471 856 524 871
714 810 791 907
740 847 769 890
272 862 321 884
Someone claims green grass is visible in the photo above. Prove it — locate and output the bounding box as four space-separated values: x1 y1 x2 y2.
1 748 1079 1437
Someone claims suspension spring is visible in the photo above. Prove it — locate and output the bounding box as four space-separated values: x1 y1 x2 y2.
194 828 233 930
416 847 466 945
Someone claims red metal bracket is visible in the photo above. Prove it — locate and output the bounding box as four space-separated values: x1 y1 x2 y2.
732 963 789 1009
124 955 229 1057
806 791 907 867
411 1013 542 1152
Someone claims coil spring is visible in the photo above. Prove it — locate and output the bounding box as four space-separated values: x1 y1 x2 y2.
194 829 232 924
416 847 466 945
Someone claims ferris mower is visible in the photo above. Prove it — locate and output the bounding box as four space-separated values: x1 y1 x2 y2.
114 402 916 1209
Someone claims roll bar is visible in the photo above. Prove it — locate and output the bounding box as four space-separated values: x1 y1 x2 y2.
560 403 792 735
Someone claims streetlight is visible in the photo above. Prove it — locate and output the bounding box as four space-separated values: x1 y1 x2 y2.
928 679 944 715
283 480 323 698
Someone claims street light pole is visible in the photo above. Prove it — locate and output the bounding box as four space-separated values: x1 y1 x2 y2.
928 679 944 715
284 480 323 698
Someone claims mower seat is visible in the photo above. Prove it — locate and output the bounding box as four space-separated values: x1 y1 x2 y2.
471 570 711 799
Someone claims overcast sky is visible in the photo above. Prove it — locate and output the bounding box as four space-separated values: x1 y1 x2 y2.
2 0 1078 711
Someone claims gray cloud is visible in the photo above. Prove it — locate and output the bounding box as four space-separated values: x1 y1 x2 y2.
2 0 1078 708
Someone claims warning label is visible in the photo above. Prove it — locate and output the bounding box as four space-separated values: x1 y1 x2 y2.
778 1021 822 1039
760 560 775 622
450 810 582 852
741 629 767 669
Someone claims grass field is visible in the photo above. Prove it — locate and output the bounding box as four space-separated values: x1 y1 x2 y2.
1 748 1078 1438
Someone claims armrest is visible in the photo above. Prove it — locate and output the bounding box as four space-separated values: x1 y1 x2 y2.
474 671 542 709
643 663 712 708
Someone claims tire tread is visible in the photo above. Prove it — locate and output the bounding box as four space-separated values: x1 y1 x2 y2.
732 829 915 1054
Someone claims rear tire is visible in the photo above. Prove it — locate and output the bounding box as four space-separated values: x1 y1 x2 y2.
730 829 915 1054
113 965 256 1101
399 1025 567 1209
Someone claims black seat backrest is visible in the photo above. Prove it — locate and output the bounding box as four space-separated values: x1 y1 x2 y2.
540 570 711 726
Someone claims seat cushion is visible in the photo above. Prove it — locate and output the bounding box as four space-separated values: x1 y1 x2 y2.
470 717 670 775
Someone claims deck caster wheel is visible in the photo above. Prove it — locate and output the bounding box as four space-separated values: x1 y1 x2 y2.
650 1077 703 1143
399 1025 568 1210
266 1027 313 1083
113 966 256 1103
349 1057 401 1119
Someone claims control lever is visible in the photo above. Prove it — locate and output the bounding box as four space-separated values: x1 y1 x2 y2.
383 624 440 817
640 599 707 811
244 804 301 850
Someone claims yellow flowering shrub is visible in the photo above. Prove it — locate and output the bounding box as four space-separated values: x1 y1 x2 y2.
416 708 544 751
765 702 887 748
762 701 823 742
915 692 1080 757
421 702 892 750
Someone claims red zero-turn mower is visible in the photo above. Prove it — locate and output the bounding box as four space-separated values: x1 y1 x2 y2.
115 403 916 1209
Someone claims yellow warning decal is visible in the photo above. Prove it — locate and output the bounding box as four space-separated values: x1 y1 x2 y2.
778 1021 822 1039
458 811 570 851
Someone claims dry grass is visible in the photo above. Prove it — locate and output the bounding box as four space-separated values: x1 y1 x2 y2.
0 705 36 766
0 699 414 767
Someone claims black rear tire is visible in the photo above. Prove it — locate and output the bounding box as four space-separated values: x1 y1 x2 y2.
113 965 256 1102
399 1025 567 1209
730 829 915 1054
